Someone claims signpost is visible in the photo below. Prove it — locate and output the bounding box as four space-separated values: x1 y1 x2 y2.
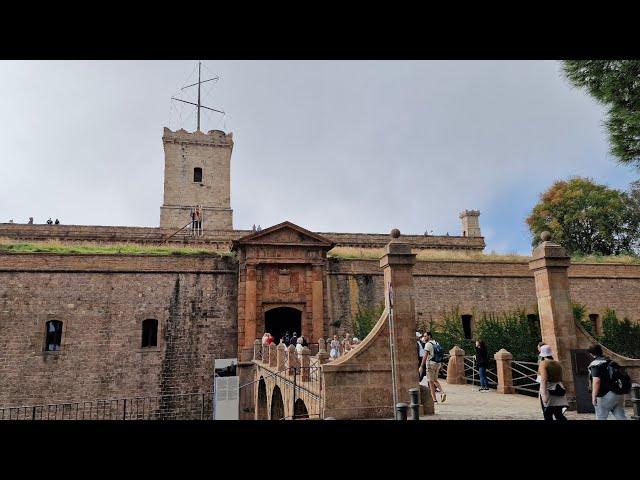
213 358 239 420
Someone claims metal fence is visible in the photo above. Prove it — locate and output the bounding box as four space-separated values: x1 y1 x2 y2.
0 392 213 421
436 354 498 388
510 360 540 396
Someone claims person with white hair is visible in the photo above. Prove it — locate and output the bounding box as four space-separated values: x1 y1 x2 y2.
295 336 304 356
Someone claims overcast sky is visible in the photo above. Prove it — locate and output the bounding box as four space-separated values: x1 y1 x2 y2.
0 60 637 254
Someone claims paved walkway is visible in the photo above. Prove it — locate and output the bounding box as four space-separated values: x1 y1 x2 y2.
420 381 634 420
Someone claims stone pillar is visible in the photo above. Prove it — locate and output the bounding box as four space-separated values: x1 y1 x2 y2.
379 229 418 405
253 339 261 361
312 265 324 343
244 266 257 351
420 385 435 415
261 343 268 364
269 343 277 367
528 231 577 407
276 343 286 371
494 349 515 394
301 347 311 382
446 346 466 385
287 345 297 375
317 351 329 365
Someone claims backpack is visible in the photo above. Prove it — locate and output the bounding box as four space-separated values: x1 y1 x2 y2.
606 360 632 395
429 340 444 363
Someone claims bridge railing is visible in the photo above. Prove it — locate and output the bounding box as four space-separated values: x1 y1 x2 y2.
436 354 498 388
510 360 540 396
250 342 324 419
0 392 212 421
463 356 499 388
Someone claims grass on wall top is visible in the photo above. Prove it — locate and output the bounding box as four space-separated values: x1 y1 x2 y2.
0 238 233 256
327 247 640 264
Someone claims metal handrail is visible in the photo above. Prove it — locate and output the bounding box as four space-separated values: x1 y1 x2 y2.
0 391 212 421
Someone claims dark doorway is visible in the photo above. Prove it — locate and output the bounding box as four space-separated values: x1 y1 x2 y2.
265 307 302 344
527 314 541 338
461 315 473 339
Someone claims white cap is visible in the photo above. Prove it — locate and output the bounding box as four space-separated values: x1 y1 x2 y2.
416 332 422 337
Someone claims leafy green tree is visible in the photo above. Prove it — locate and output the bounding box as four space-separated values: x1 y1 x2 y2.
526 177 640 255
563 60 640 168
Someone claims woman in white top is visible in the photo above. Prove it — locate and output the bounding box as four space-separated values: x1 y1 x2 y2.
329 334 341 359
295 337 304 355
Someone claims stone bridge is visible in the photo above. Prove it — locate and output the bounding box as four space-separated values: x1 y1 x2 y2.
248 341 324 420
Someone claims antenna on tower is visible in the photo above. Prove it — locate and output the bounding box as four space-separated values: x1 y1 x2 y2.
171 61 225 132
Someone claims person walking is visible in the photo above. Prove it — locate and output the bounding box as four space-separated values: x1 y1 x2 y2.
475 339 489 391
588 344 629 420
290 331 298 348
419 331 446 403
538 345 568 421
417 333 426 381
329 334 340 360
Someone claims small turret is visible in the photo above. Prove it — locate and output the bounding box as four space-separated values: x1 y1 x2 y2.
459 210 481 237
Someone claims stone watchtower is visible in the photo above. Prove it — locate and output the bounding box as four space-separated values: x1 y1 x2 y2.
459 210 481 237
159 127 233 231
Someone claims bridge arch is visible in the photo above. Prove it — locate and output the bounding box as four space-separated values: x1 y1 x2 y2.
270 385 285 420
256 377 268 420
293 398 309 419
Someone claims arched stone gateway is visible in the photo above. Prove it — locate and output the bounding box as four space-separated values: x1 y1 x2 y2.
232 221 335 362
270 386 285 420
256 378 268 420
293 398 309 419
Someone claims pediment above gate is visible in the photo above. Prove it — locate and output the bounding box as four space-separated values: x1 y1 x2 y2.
232 221 334 250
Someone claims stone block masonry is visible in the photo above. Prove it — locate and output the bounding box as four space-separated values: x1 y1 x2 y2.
160 128 233 231
0 254 237 407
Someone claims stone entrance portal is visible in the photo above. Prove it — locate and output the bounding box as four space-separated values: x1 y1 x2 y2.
264 306 302 343
233 221 334 361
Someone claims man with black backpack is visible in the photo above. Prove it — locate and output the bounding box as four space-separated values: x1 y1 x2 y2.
419 331 446 403
587 344 629 420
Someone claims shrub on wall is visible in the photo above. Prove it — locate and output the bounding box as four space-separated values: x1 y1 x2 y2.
352 302 385 341
431 308 540 361
599 309 640 359
573 303 640 358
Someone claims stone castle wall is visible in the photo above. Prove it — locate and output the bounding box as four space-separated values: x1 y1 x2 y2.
0 223 484 251
2 252 639 407
0 254 237 406
328 259 640 334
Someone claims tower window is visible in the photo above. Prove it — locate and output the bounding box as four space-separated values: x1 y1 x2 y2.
461 315 473 339
193 167 203 183
45 320 63 351
142 319 158 348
